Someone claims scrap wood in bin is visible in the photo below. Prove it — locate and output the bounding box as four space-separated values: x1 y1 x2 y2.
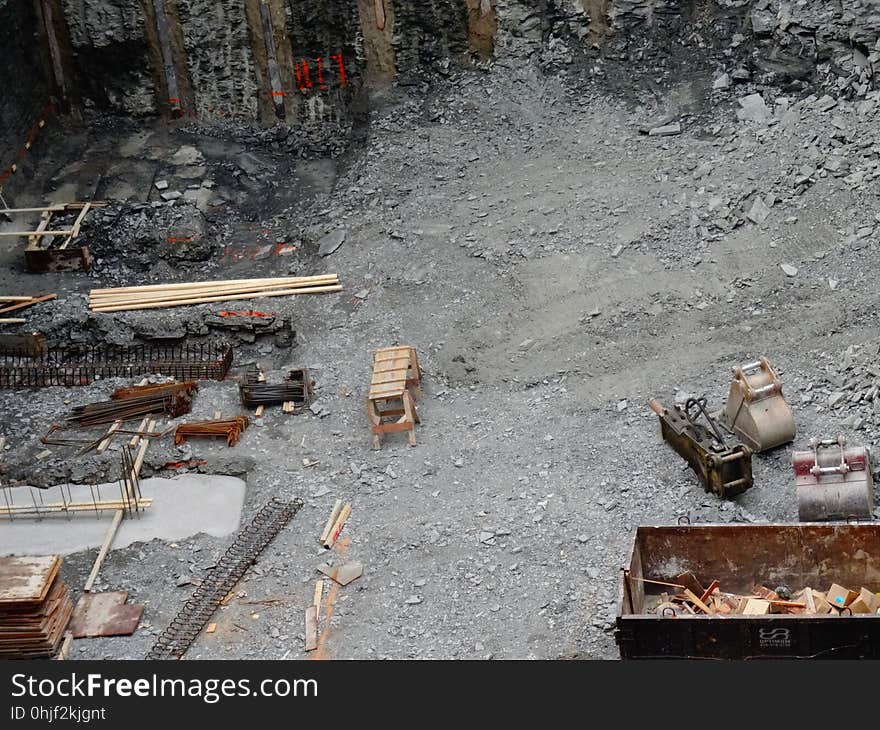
637 574 880 616
68 389 194 427
0 555 73 658
174 416 250 447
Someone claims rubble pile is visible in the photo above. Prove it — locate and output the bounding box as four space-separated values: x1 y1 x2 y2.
806 342 880 437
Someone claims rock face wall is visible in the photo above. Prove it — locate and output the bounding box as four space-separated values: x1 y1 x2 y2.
61 0 157 115
6 0 878 130
177 0 257 119
0 0 50 179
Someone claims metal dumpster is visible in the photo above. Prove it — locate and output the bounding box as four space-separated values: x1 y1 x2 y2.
616 524 880 659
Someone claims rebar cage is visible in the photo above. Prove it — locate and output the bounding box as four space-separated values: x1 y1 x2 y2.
0 342 233 388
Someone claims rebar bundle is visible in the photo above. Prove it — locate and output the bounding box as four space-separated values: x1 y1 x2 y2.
146 498 302 660
0 342 233 388
111 380 198 400
239 366 313 408
174 416 250 447
69 390 193 427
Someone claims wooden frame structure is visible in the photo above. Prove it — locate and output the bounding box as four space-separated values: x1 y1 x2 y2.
0 202 105 272
366 345 422 449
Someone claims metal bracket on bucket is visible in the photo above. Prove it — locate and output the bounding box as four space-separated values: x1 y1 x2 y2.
720 356 795 452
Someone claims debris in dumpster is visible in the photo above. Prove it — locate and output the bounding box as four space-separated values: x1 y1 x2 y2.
719 356 796 452
648 397 753 498
794 436 874 521
174 416 250 447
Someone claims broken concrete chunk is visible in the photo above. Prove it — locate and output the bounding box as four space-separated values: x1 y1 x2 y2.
316 561 363 586
747 196 772 224
648 122 681 137
160 191 182 201
736 94 771 123
155 180 169 190
170 145 203 166
780 263 798 277
317 228 346 257
713 73 731 90
816 95 838 112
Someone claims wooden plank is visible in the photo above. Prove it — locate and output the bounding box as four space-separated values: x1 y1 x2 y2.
313 580 323 621
83 510 125 593
95 420 122 455
0 319 27 324
682 588 713 615
152 0 182 114
319 500 343 544
322 503 351 549
91 284 343 312
0 229 74 238
699 579 720 605
0 294 57 315
304 606 318 651
254 405 265 418
0 203 106 215
60 202 91 249
259 1 286 120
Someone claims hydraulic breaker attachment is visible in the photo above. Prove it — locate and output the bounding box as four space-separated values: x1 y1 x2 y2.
649 397 753 499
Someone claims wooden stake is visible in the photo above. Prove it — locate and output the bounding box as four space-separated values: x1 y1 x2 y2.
96 420 122 454
319 500 343 544
323 503 352 549
313 580 323 621
304 606 318 651
83 509 124 592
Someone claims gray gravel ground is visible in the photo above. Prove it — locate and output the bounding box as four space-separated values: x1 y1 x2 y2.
1 45 879 660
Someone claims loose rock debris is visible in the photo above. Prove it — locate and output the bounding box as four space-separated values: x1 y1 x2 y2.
0 0 879 662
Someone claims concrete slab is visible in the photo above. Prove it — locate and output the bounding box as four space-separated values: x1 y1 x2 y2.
0 474 246 557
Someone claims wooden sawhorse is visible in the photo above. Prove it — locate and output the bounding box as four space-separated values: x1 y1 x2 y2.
367 346 421 449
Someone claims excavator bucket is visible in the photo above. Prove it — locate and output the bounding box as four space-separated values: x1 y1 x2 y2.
720 356 795 452
794 437 874 521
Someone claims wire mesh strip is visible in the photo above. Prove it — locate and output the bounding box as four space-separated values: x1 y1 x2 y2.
145 498 303 660
0 342 233 388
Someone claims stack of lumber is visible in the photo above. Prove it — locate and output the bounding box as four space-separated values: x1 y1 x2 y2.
0 555 73 658
643 571 880 616
89 275 341 313
175 416 250 447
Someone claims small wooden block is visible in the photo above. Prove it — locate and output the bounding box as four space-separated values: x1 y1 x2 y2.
827 583 858 609
255 405 265 418
743 598 771 615
206 623 217 634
